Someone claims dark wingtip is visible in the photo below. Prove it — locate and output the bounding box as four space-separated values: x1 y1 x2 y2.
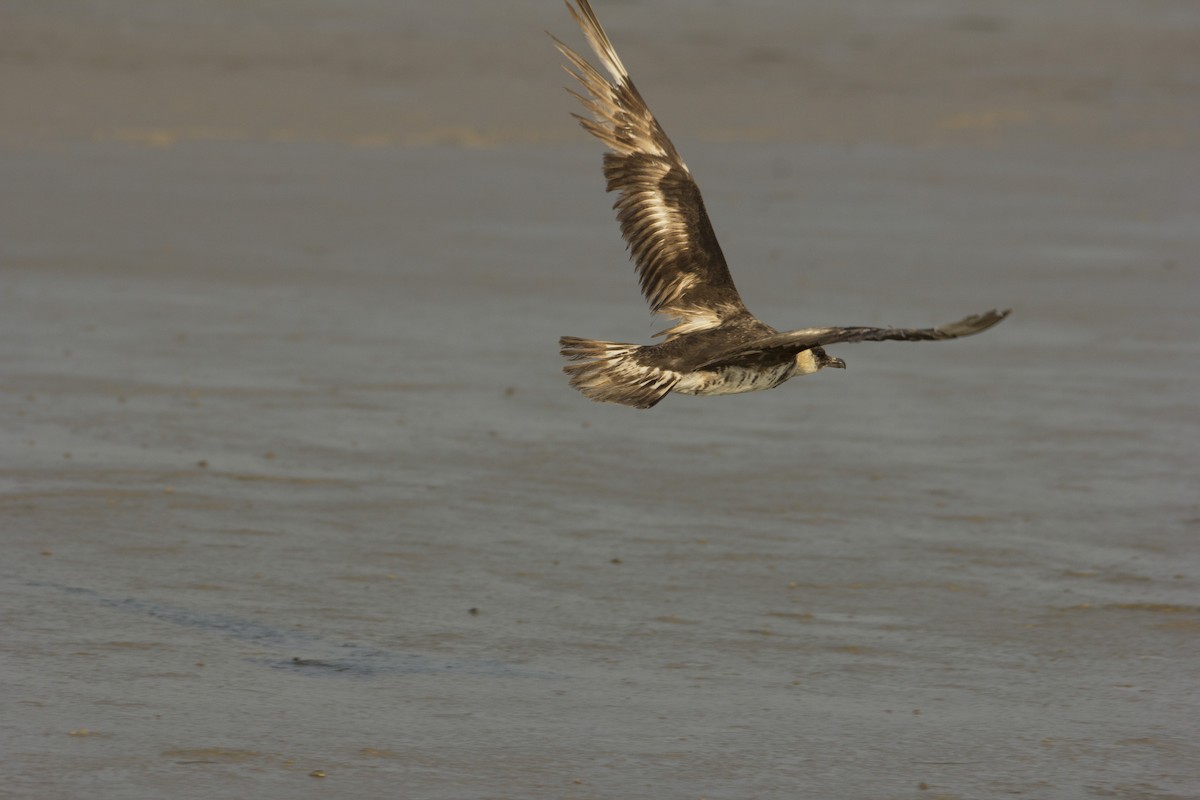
982 308 1012 330
939 308 1011 338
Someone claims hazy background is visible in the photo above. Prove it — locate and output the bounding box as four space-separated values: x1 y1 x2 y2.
3 2 1199 798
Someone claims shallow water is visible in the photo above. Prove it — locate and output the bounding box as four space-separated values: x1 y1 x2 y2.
3 3 1200 799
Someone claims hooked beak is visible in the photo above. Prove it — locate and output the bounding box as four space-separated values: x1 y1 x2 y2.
827 357 846 370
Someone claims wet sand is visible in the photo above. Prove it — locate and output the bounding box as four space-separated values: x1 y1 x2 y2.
3 2 1199 798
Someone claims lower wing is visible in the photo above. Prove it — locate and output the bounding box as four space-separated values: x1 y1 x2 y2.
695 309 1010 369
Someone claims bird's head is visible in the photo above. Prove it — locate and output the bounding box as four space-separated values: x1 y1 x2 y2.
797 347 846 375
819 348 847 371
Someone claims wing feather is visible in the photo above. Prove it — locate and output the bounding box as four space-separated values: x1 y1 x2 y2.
560 336 680 409
553 0 748 338
695 310 1011 369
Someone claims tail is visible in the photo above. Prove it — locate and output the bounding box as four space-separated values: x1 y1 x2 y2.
559 336 678 409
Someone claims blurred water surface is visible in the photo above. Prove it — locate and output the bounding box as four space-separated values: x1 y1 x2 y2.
2 2 1199 798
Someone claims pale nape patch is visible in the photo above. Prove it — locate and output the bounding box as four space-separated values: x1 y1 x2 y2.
793 350 822 376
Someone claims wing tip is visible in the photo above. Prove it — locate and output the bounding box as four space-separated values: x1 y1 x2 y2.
940 308 1011 338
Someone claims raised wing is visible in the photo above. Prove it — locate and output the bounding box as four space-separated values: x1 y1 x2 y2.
695 309 1011 369
552 0 749 338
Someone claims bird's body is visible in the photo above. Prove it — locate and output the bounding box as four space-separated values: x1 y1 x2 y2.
554 0 1008 409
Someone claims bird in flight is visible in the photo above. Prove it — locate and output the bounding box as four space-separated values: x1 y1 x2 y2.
552 0 1009 409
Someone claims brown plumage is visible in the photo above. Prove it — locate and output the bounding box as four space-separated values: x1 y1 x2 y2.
553 0 1009 409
